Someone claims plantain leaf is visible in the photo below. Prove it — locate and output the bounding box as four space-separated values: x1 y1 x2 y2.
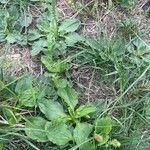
28 29 42 41
73 123 93 149
59 18 81 33
69 141 94 150
15 76 33 93
75 104 96 118
65 32 85 46
36 18 50 32
57 85 78 109
53 77 68 89
95 116 112 135
25 117 48 142
31 39 47 56
45 121 72 145
38 99 66 121
41 56 67 73
20 14 32 28
0 32 6 42
94 117 112 146
0 9 9 31
18 87 39 107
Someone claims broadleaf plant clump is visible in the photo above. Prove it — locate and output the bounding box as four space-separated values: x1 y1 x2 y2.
0 0 150 149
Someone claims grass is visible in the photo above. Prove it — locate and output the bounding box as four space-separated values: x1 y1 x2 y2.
0 0 150 149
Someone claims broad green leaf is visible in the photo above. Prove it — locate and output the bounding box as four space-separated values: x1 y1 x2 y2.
0 9 9 31
25 117 48 142
31 39 47 56
41 10 53 21
28 29 42 41
15 76 33 93
53 76 68 89
40 85 58 101
59 18 81 33
80 142 94 150
6 33 16 44
57 85 78 109
65 32 84 46
69 141 94 150
14 23 23 33
45 121 72 145
0 32 6 42
86 38 100 50
116 0 136 9
143 55 150 63
2 108 17 124
20 14 32 28
75 104 96 118
38 99 65 120
36 18 50 32
132 38 149 55
46 33 56 52
6 32 27 45
73 123 93 149
95 117 112 135
41 56 67 73
14 33 27 45
95 117 112 149
8 5 19 27
18 87 39 107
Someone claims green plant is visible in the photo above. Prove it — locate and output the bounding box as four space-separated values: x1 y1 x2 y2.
22 1 116 148
115 0 137 9
28 1 84 56
127 38 150 65
24 102 113 149
29 17 83 55
0 7 28 44
0 74 117 149
0 0 41 44
118 18 140 39
0 0 150 149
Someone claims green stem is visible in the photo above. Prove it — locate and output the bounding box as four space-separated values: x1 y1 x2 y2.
51 0 58 38
68 108 79 125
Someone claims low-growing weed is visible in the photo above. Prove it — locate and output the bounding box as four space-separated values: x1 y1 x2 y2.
0 7 28 44
118 18 140 39
0 74 121 149
0 0 150 149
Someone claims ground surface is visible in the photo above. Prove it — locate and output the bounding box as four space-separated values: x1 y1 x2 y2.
58 0 150 103
1 1 150 149
3 0 149 103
